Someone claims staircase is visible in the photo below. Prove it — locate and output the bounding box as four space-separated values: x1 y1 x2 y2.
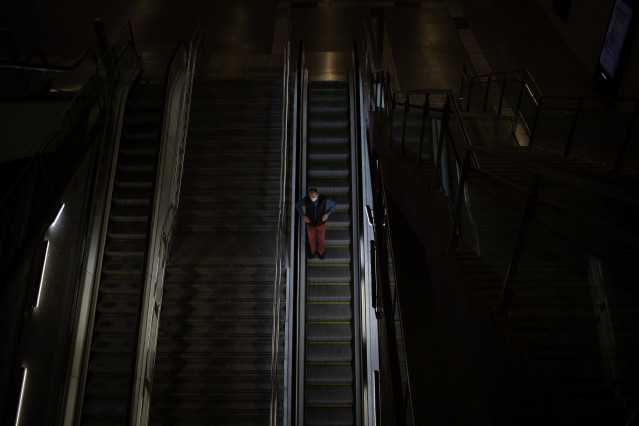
80 82 163 425
303 80 356 425
149 78 283 425
448 146 639 424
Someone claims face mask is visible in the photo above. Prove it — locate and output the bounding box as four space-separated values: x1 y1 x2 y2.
310 196 318 202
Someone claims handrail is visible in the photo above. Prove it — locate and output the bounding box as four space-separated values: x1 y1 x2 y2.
0 48 99 72
467 146 639 207
270 25 291 426
129 23 203 426
289 40 307 426
458 63 639 169
381 166 415 425
351 39 364 426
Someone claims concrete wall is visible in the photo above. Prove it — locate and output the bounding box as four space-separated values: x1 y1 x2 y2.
535 0 639 97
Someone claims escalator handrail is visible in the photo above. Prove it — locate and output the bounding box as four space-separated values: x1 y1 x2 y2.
270 24 291 426
289 39 307 426
350 39 365 426
126 25 203 424
0 48 99 72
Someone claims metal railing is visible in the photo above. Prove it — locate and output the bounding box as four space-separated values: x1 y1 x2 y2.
448 145 639 313
458 63 639 170
289 39 307 426
362 19 415 425
270 31 292 426
0 48 98 72
0 22 139 293
373 48 639 408
369 162 415 426
130 24 203 425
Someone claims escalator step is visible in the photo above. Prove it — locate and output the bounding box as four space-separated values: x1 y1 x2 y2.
309 145 349 160
89 355 132 375
85 375 130 395
159 301 273 318
156 337 273 354
305 406 354 426
96 296 139 314
94 314 138 334
308 162 350 177
110 206 149 223
107 223 148 239
102 258 144 275
306 363 353 382
307 264 352 282
306 178 350 193
306 323 352 341
82 397 128 416
91 335 136 354
106 240 146 257
111 189 151 206
306 384 353 404
101 278 142 295
306 284 352 302
306 303 352 322
308 129 349 144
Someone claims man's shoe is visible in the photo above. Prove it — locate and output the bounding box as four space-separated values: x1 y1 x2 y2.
318 252 325 260
308 252 315 259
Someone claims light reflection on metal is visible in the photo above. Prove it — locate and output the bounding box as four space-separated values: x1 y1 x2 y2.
35 241 49 308
15 367 27 425
51 203 65 227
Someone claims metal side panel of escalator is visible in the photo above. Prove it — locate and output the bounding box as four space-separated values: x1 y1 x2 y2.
79 82 164 426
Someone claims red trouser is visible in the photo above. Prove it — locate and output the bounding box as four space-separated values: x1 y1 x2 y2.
306 223 326 254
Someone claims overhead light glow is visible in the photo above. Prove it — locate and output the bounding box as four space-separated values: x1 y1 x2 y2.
35 241 49 308
51 204 65 227
15 367 27 426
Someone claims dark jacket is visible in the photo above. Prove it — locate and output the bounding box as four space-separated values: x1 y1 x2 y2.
304 195 327 226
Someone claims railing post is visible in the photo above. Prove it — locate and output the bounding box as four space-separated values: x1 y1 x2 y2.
401 94 409 155
514 75 525 122
459 63 467 103
615 103 639 171
497 173 540 315
417 94 429 168
528 101 542 148
448 150 472 250
434 96 451 183
482 74 493 113
497 72 507 116
466 75 474 112
564 99 582 157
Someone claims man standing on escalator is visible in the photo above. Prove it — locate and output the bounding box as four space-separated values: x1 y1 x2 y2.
295 188 337 260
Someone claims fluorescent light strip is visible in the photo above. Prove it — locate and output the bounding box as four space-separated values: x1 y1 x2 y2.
35 241 49 308
15 367 27 426
51 203 65 228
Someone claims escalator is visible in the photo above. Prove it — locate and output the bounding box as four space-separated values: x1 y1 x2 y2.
149 77 283 425
302 80 357 425
79 82 163 424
